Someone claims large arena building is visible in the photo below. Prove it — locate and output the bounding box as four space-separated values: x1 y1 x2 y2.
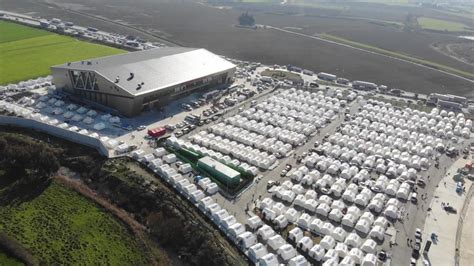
51 47 236 116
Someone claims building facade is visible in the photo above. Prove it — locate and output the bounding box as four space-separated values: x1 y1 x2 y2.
51 48 236 116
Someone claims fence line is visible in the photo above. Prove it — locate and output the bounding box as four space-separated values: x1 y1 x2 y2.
0 115 110 157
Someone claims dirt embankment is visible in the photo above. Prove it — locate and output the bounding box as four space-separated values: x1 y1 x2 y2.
432 39 474 67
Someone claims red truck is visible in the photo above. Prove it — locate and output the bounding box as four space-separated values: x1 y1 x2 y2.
148 127 166 138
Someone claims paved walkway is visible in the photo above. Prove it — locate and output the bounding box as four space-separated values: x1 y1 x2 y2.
459 182 474 266
421 158 471 265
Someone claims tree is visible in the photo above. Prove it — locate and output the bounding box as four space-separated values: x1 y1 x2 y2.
238 12 255 26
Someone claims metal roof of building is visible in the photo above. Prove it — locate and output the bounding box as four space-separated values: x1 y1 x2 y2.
198 156 241 179
52 47 235 96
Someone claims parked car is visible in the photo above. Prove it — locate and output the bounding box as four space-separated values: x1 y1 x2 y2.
137 125 146 131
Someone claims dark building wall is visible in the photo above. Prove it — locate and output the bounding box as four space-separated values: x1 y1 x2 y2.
51 66 235 117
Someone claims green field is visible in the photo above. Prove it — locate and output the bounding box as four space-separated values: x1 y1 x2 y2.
0 181 147 265
417 17 468 32
0 21 125 85
0 251 23 266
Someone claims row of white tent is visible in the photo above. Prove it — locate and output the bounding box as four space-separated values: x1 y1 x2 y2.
247 215 381 266
0 101 120 151
362 102 472 136
2 76 52 92
226 115 308 146
317 142 430 173
188 132 276 170
205 123 293 155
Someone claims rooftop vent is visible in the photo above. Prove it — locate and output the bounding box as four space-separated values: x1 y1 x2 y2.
127 72 134 81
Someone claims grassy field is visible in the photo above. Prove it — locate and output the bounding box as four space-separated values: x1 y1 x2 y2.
0 181 148 265
0 251 23 266
0 21 125 85
417 17 469 32
319 33 474 80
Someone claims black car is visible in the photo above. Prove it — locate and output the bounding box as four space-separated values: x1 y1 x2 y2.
378 251 387 262
444 205 457 214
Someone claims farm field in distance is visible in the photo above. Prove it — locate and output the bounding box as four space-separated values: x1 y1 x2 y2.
0 181 148 265
6 0 472 96
417 17 470 32
0 21 125 85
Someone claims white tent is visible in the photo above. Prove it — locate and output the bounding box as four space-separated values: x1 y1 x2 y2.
109 116 120 124
258 253 278 266
283 208 298 224
316 203 331 217
288 255 309 266
360 212 375 225
310 218 324 235
374 216 388 229
320 222 335 236
294 195 306 208
296 213 312 229
272 202 286 216
349 248 364 264
93 122 106 131
303 199 318 213
340 256 355 266
344 232 362 248
83 116 94 124
320 235 336 250
247 216 263 231
305 190 318 200
238 231 257 249
262 207 276 222
221 215 237 229
369 225 385 241
274 215 288 230
66 104 77 111
329 209 343 223
355 219 371 235
257 225 275 242
76 106 88 114
384 205 399 220
335 242 349 258
360 239 377 254
277 244 297 262
309 244 325 262
115 143 129 153
205 203 221 214
163 154 177 164
268 234 286 251
249 243 268 262
178 163 192 174
101 114 112 121
260 198 274 210
362 253 377 266
213 209 229 223
190 190 205 202
297 236 313 253
331 227 347 242
288 227 304 243
199 196 214 210
323 249 338 262
63 111 75 118
342 213 357 228
229 223 246 239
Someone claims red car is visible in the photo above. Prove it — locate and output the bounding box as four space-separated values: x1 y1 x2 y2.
148 127 166 138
